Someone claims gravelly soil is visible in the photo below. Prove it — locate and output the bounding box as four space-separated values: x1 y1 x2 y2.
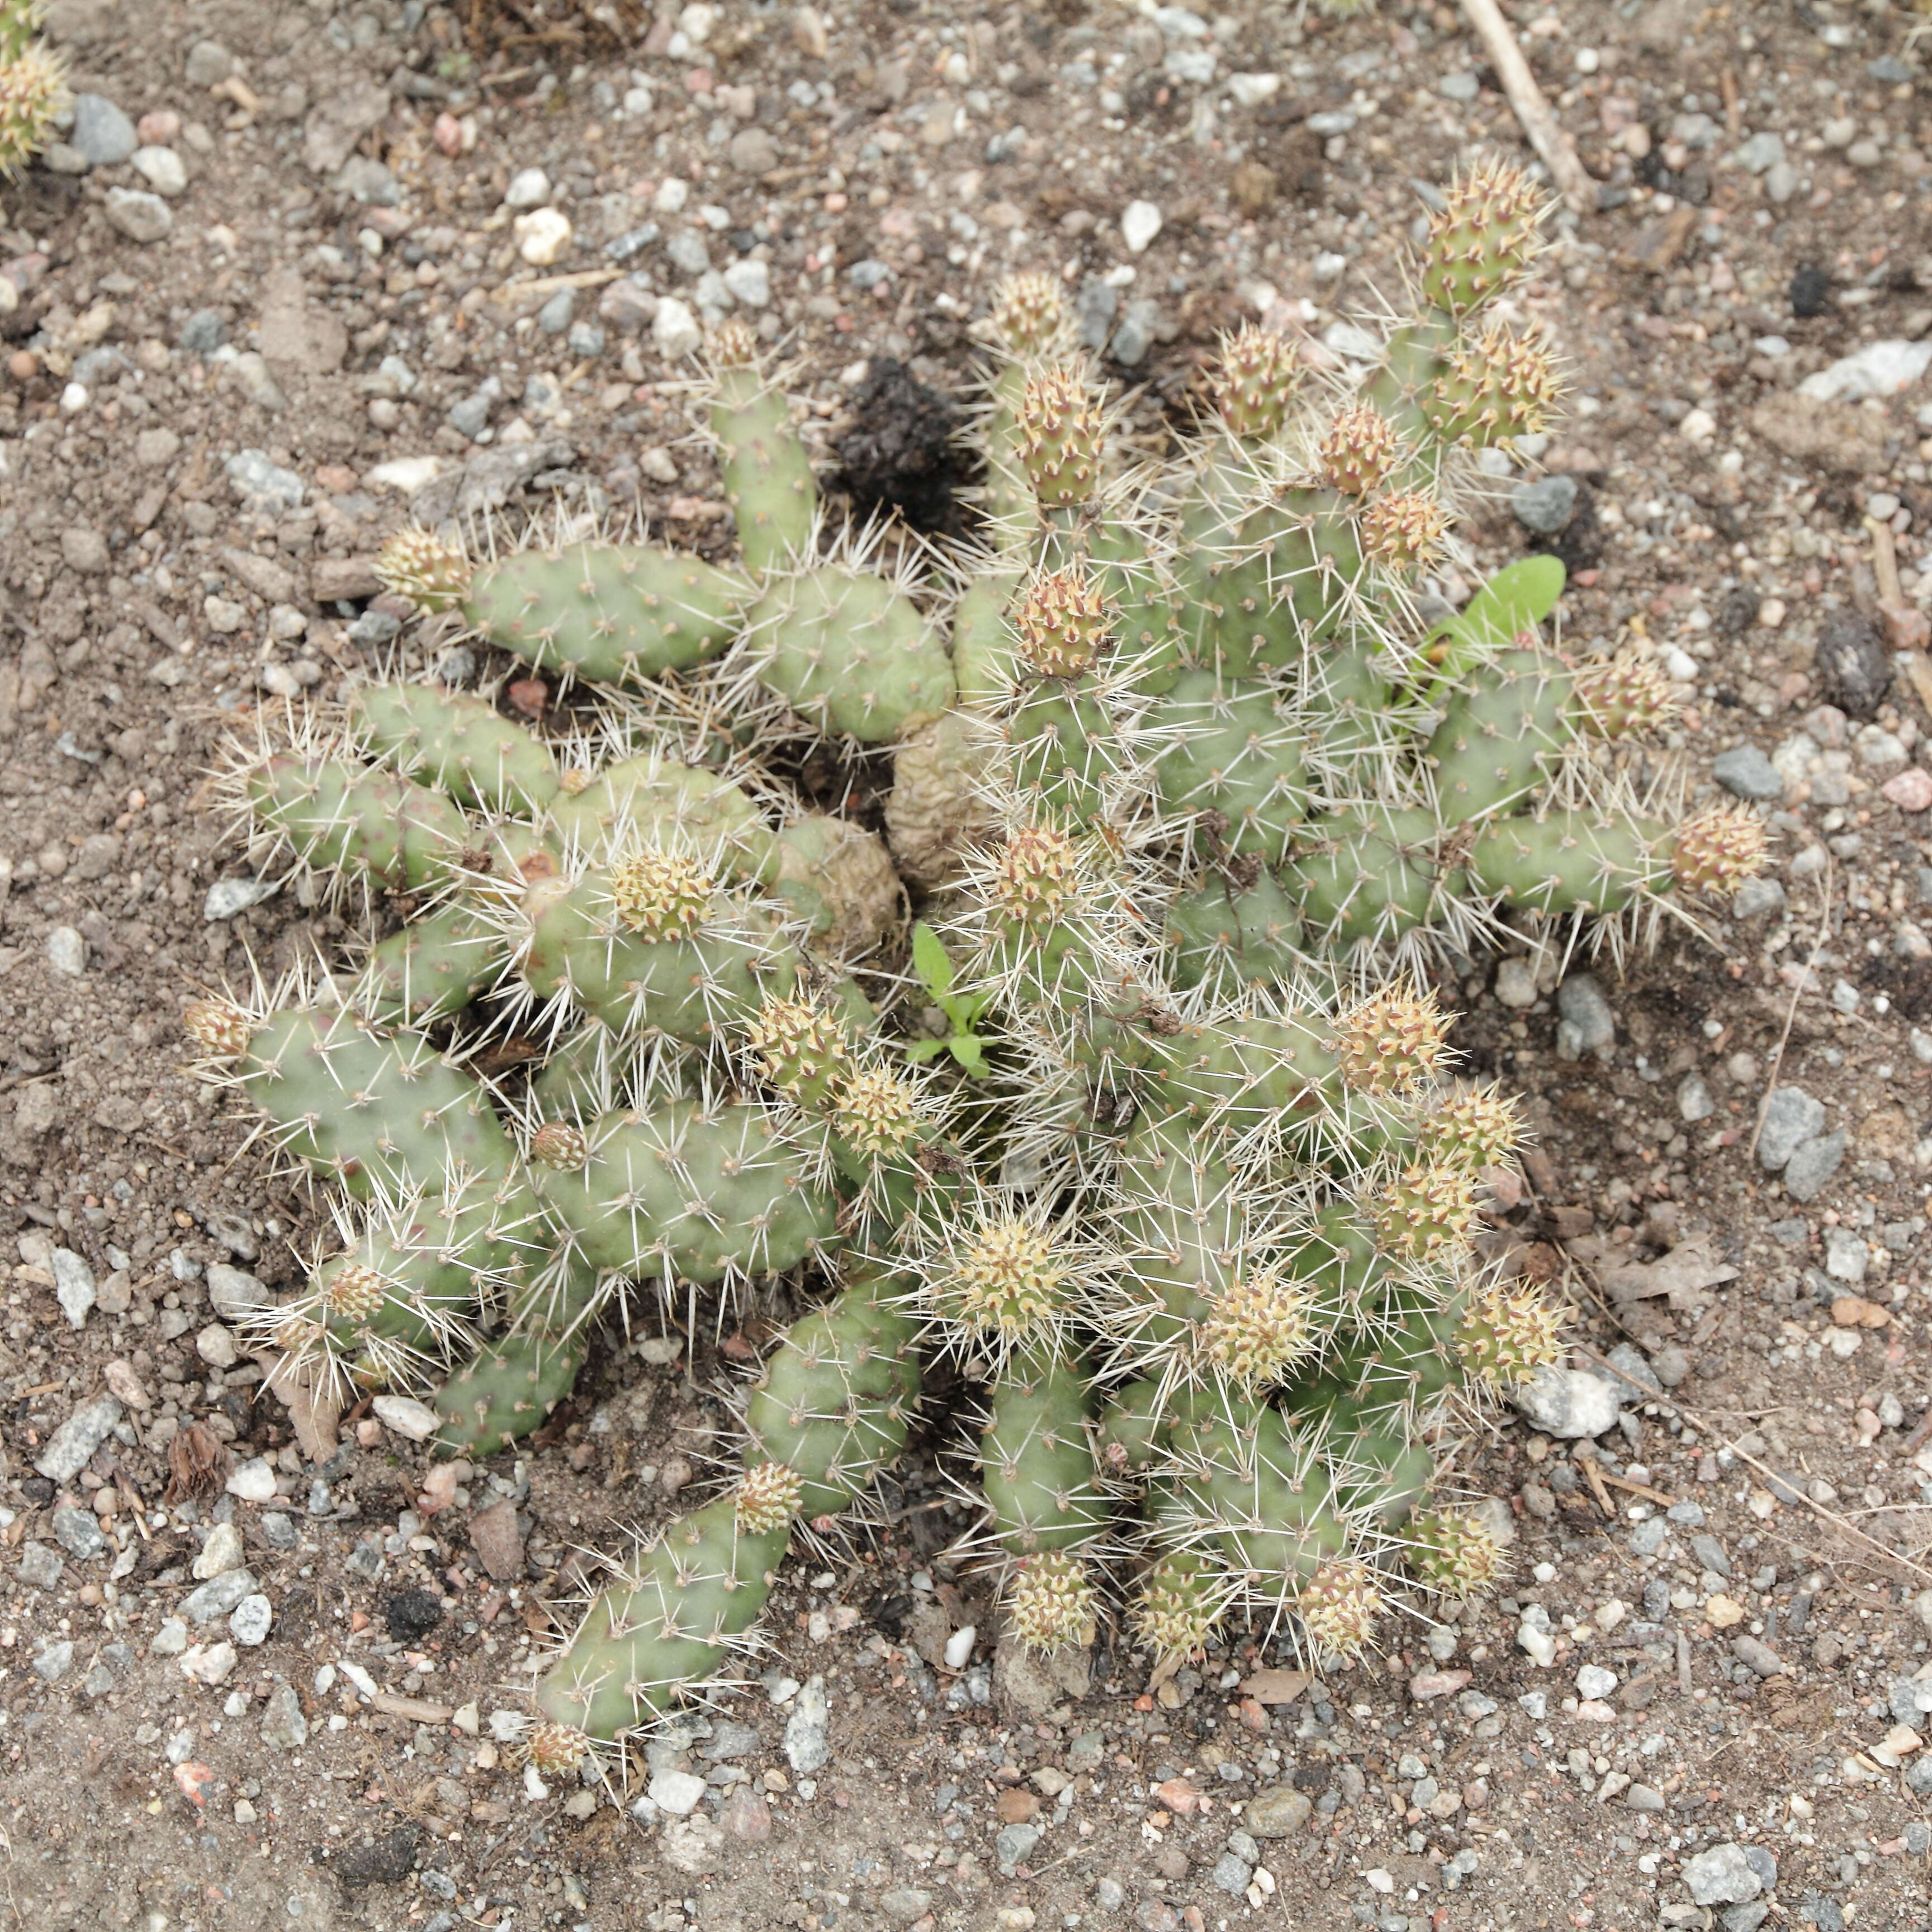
1 2 1931 1930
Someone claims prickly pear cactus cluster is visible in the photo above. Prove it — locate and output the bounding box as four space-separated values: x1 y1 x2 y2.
0 0 65 179
183 161 1766 1771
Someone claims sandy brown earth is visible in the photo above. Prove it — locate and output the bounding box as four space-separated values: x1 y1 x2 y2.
1 1 1931 1929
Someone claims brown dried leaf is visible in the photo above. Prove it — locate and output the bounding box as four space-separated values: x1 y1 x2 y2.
165 1422 229 1502
1594 1234 1738 1305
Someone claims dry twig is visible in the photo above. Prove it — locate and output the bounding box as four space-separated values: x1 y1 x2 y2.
1457 0 1592 211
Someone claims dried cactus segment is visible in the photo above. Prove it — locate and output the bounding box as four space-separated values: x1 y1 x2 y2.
1454 1276 1566 1390
1004 1548 1098 1652
1418 158 1547 318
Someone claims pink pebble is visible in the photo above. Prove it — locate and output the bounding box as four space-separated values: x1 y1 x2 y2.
433 111 463 157
138 110 181 144
1881 767 1932 812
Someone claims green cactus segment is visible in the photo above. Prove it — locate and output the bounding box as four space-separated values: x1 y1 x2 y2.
350 684 562 814
356 901 499 1026
248 754 472 893
749 568 954 742
951 568 1024 705
532 1098 838 1283
1164 868 1305 994
1145 1013 1342 1140
535 1495 790 1739
1096 1376 1170 1478
979 1351 1106 1557
1166 1398 1347 1594
465 543 749 684
521 874 801 1041
1427 648 1574 823
0 0 45 64
1254 496 1367 647
1304 644 1395 759
1003 683 1119 827
742 1268 922 1522
1109 1125 1245 1346
1287 807 1455 948
549 756 776 883
1148 671 1308 861
433 1329 588 1456
233 1007 515 1197
1468 812 1669 916
1134 1545 1229 1658
712 366 817 572
1322 1395 1435 1526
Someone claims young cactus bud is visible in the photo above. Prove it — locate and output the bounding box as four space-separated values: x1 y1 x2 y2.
984 271 1072 359
934 1214 1070 1344
831 1066 924 1160
1455 1277 1565 1390
1416 1082 1523 1173
989 823 1081 932
735 1460 804 1535
523 1721 592 1776
608 849 714 939
1014 566 1114 680
183 997 252 1058
1407 1505 1506 1597
709 316 761 367
746 994 851 1106
1296 1558 1382 1660
1359 491 1449 570
320 1262 387 1324
375 529 472 614
1370 1162 1476 1260
0 45 66 178
1134 1549 1225 1661
1315 404 1402 497
1417 159 1545 317
1670 807 1768 895
1018 367 1106 509
1574 654 1678 739
529 1122 589 1171
1196 1267 1314 1385
1332 985 1449 1097
1425 325 1561 447
1005 1549 1097 1652
1209 323 1301 443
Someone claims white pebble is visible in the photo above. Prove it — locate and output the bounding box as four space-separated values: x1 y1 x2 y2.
229 1594 273 1647
652 295 702 359
196 1323 239 1370
226 1457 280 1503
503 166 551 209
372 1394 439 1441
648 1768 707 1816
1120 199 1163 254
192 1521 245 1581
131 145 187 197
944 1624 977 1669
513 207 572 267
1576 1663 1618 1701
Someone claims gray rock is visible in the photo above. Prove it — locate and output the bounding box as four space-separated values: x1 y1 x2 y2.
70 94 138 166
665 228 712 276
996 1822 1042 1874
722 258 770 307
784 1674 829 1773
1887 1673 1932 1723
230 1594 273 1647
18 1542 63 1589
503 166 551 209
1629 1518 1668 1557
345 1538 382 1579
1765 160 1801 205
51 1508 105 1560
702 1719 760 1761
1605 1342 1663 1395
605 223 660 263
879 1889 933 1926
206 1262 269 1318
1438 70 1480 102
32 1640 74 1683
261 1681 309 1748
1739 132 1785 174
1909 1755 1932 1796
1074 280 1118 351
51 1249 96 1328
1210 1852 1253 1895
259 1512 300 1551
728 126 780 173
1509 474 1578 535
103 188 173 244
447 391 494 438
1731 1634 1786 1677
567 321 607 358
1756 1087 1825 1170
334 155 398 206
181 1568 259 1623
1722 1906 1770 1932
203 875 276 921
179 308 226 353
1244 1783 1313 1836
1782 1132 1846 1202
35 1394 124 1481
1110 299 1159 368
1667 1498 1707 1526
1733 875 1787 920
1683 1843 1765 1907
44 926 86 977
132 146 188 197
1712 745 1784 801
1555 973 1615 1060
1511 1365 1621 1439
1626 1783 1666 1811
846 259 891 290
537 287 576 334
225 449 305 510
1690 1533 1732 1579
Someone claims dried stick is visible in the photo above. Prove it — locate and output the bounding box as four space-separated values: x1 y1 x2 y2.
1457 0 1592 212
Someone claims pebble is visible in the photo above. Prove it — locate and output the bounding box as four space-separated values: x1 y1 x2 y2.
1554 973 1615 1060
181 1641 238 1687
1438 70 1480 102
1111 299 1159 367
1782 1131 1846 1202
1509 474 1579 535
103 188 173 244
1575 1664 1618 1701
230 1595 273 1647
225 448 304 509
373 1394 440 1441
1516 1620 1558 1668
1244 1784 1311 1836
784 1674 830 1772
1756 1087 1825 1169
51 1507 105 1560
1731 1634 1786 1678
151 1618 188 1656
1512 1365 1620 1439
1120 199 1163 254
182 1568 259 1623
1882 768 1932 812
35 1394 123 1481
131 146 188 197
206 1262 268 1317
1799 339 1932 404
44 925 86 977
1626 1783 1666 1812
468 1498 524 1580
1210 1852 1253 1896
1712 744 1785 801
195 1323 239 1370
18 1542 63 1589
1682 1843 1773 1907
503 166 551 209
537 287 575 334
647 1767 706 1817
1677 1073 1714 1123
513 208 572 267
1738 131 1784 174
226 1456 279 1503
653 295 702 358
33 1641 74 1684
204 879 277 927
723 258 770 306
192 1522 245 1580
261 1682 308 1748
70 93 138 165
51 1248 96 1327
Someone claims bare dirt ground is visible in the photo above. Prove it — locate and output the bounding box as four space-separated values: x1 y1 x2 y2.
2 1 1932 1929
